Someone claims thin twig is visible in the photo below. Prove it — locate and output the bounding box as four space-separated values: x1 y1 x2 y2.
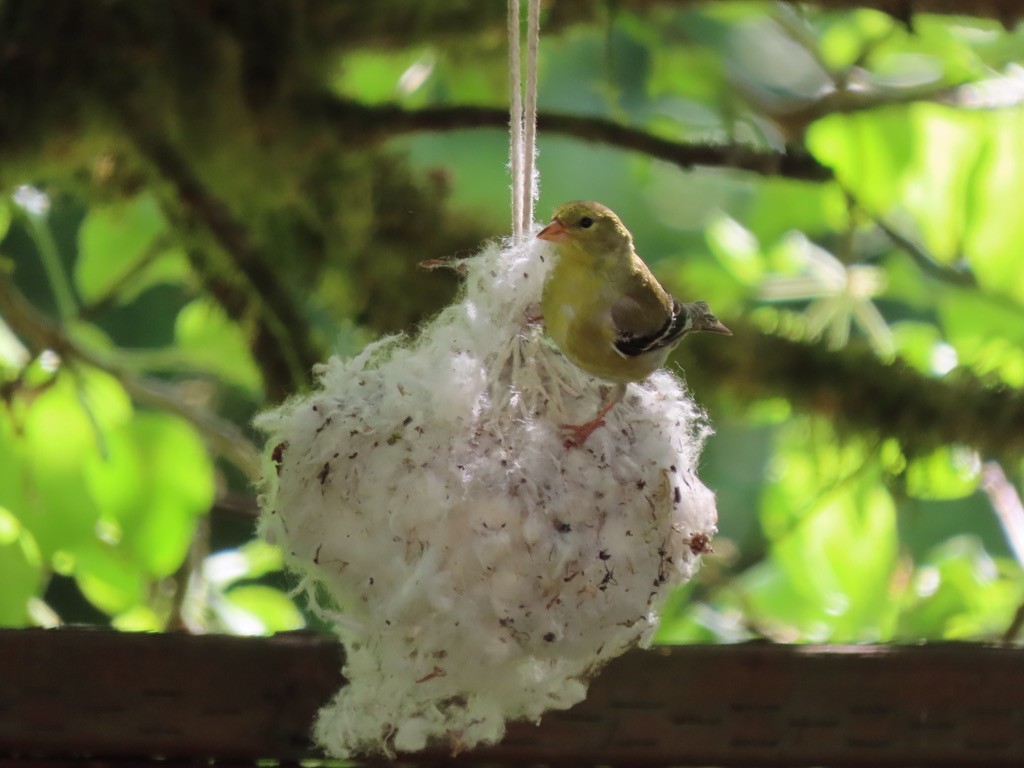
1005 602 1024 644
981 461 1024 567
980 461 1024 644
20 209 79 322
842 187 978 287
873 216 978 288
167 515 210 633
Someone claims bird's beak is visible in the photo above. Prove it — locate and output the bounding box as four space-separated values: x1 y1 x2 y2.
706 318 733 336
536 219 569 243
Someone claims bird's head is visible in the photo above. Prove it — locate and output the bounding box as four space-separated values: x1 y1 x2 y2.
536 201 633 256
688 300 733 336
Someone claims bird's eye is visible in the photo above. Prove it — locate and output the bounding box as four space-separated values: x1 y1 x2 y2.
579 216 594 229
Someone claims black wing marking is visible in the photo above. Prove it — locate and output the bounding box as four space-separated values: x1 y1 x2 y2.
613 298 691 358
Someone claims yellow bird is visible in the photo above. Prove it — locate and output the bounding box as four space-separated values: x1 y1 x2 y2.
536 200 731 446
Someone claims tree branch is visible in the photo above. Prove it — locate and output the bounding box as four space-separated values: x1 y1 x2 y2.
315 99 834 182
766 0 1023 26
311 0 1024 49
675 322 1024 463
123 123 322 402
0 275 262 480
199 0 1024 51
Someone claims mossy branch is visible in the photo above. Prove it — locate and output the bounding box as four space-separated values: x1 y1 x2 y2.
676 322 1024 463
124 122 322 402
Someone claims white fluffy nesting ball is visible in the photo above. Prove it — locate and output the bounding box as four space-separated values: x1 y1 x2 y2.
255 235 718 757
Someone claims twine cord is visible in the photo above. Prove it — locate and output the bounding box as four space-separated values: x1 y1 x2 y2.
508 0 523 237
509 0 541 239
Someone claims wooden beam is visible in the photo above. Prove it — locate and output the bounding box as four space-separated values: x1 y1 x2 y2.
0 629 341 761
2 629 1023 766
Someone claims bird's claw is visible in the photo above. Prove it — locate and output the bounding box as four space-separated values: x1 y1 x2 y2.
560 419 605 448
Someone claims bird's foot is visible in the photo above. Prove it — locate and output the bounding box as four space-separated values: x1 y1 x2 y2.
559 388 624 448
559 417 606 448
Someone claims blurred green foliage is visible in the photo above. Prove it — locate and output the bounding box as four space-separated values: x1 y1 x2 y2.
0 1 1022 644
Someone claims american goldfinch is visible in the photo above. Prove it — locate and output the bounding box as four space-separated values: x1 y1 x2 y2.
537 200 731 446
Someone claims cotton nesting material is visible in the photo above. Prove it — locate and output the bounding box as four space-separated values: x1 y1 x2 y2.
255 234 718 757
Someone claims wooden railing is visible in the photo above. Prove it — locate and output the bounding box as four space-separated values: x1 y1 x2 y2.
2 629 1023 766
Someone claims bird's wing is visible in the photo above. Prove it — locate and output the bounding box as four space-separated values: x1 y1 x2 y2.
613 297 691 357
609 258 687 358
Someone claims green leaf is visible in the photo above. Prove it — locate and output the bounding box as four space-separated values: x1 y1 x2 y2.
112 605 164 632
0 410 30 531
333 49 435 105
817 10 895 72
672 258 747 316
905 107 983 266
174 299 262 392
806 108 915 215
961 109 1024 304
904 447 980 500
939 289 1024 345
705 213 763 285
649 45 725 104
17 369 132 558
203 541 285 589
879 253 935 311
219 585 305 636
110 246 191 306
0 506 43 626
86 412 214 578
745 179 848 245
937 289 1024 386
754 419 899 641
885 15 989 82
74 542 148 616
76 193 169 303
0 316 30 375
814 105 1024 306
897 536 1023 640
890 321 948 375
0 199 11 241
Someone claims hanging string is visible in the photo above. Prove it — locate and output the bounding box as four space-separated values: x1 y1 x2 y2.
507 0 523 238
521 0 541 235
508 0 541 240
